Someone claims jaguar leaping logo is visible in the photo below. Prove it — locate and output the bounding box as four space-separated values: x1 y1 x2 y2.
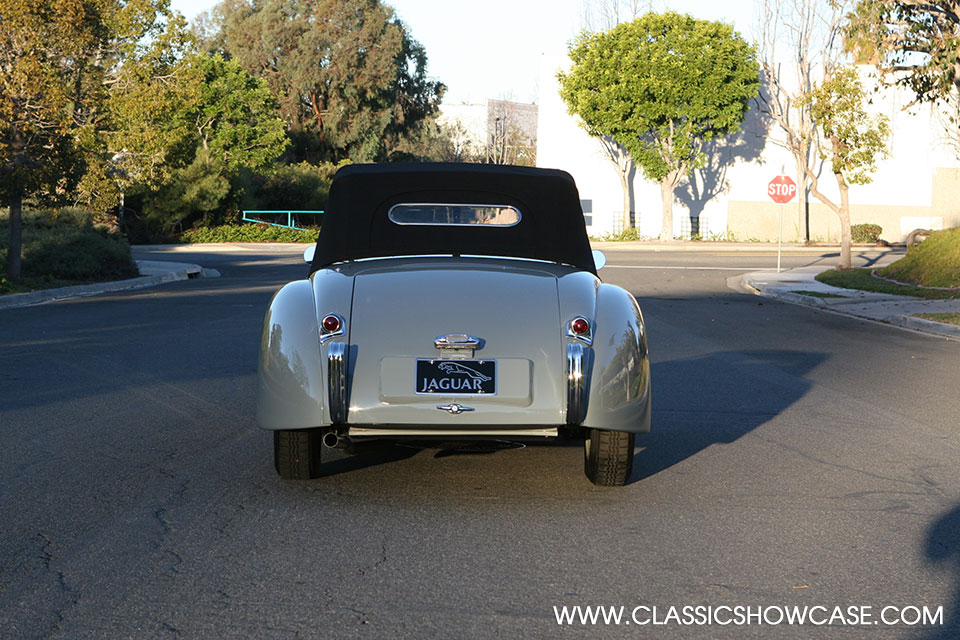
419 361 492 393
436 362 491 382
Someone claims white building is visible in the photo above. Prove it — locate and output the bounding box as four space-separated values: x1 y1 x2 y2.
537 54 960 242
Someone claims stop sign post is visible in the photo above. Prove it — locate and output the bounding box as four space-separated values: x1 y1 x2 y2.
768 175 797 272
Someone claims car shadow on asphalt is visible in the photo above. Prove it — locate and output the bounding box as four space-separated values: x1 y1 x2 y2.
313 439 531 478
316 441 420 477
630 349 827 485
923 503 960 638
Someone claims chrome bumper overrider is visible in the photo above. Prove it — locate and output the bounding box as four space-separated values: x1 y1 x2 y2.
566 343 586 425
327 342 347 424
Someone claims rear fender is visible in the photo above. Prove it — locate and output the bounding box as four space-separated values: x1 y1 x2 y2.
582 283 651 433
256 279 325 429
256 268 355 430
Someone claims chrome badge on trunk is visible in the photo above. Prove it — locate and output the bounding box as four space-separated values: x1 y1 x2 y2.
416 359 496 395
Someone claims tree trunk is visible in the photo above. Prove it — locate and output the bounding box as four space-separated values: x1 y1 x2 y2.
794 155 809 243
659 174 676 240
618 169 633 230
311 89 326 145
6 191 23 281
837 173 851 269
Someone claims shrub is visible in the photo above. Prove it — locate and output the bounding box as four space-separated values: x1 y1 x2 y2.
135 161 339 239
238 162 336 213
141 153 232 232
851 223 882 244
592 227 651 241
0 208 138 282
23 230 139 280
179 223 319 243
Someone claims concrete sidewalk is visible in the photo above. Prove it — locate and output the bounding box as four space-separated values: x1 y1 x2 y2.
730 266 960 341
591 240 901 254
0 259 220 311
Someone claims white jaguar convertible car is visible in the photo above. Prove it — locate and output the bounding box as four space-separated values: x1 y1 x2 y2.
257 163 651 485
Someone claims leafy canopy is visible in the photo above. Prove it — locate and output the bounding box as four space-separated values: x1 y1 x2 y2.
558 12 760 182
123 52 290 231
846 0 960 103
0 0 111 204
209 0 444 163
189 53 289 171
800 66 891 185
103 13 200 192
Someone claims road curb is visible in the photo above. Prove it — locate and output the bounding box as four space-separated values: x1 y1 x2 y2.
729 272 960 342
727 275 835 308
898 315 960 339
0 260 217 311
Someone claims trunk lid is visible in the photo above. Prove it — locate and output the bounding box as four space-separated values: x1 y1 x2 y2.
346 259 565 426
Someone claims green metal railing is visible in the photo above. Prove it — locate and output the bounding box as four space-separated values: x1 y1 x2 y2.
241 210 323 230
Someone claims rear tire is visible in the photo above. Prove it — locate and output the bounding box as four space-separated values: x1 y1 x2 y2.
583 428 634 486
274 429 323 479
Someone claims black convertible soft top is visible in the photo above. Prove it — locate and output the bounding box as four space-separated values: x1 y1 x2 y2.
310 163 596 274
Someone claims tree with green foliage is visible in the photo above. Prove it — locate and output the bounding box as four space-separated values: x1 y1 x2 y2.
846 1 960 104
0 0 182 280
189 54 289 171
558 12 759 239
799 66 890 268
101 48 289 233
0 1 98 279
569 0 642 229
207 0 444 163
85 11 199 206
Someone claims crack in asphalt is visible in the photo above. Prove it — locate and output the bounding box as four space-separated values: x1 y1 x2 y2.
28 533 81 640
356 542 389 578
753 432 938 489
160 620 182 637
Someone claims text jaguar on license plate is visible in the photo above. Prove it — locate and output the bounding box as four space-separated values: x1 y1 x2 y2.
415 359 496 395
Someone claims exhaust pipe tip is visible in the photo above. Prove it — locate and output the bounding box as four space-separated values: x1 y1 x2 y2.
322 430 349 449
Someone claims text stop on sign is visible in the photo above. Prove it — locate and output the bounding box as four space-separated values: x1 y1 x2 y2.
768 175 797 204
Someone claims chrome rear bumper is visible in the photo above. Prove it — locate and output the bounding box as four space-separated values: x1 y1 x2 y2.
347 427 558 438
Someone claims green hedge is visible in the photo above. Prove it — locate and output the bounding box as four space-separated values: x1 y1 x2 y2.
851 223 882 244
179 223 319 243
1 209 138 283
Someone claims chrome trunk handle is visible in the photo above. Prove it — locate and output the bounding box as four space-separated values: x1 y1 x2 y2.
434 334 482 349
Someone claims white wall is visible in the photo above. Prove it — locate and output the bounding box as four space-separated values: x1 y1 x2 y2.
536 55 625 233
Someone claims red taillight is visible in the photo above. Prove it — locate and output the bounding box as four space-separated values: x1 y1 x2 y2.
572 318 589 335
322 314 341 333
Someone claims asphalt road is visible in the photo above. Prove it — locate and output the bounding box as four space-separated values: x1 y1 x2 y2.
1 245 958 639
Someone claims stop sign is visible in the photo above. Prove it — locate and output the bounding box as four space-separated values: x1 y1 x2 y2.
768 175 797 204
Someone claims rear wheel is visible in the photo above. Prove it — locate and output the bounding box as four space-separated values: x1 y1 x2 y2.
274 429 323 479
583 428 634 486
